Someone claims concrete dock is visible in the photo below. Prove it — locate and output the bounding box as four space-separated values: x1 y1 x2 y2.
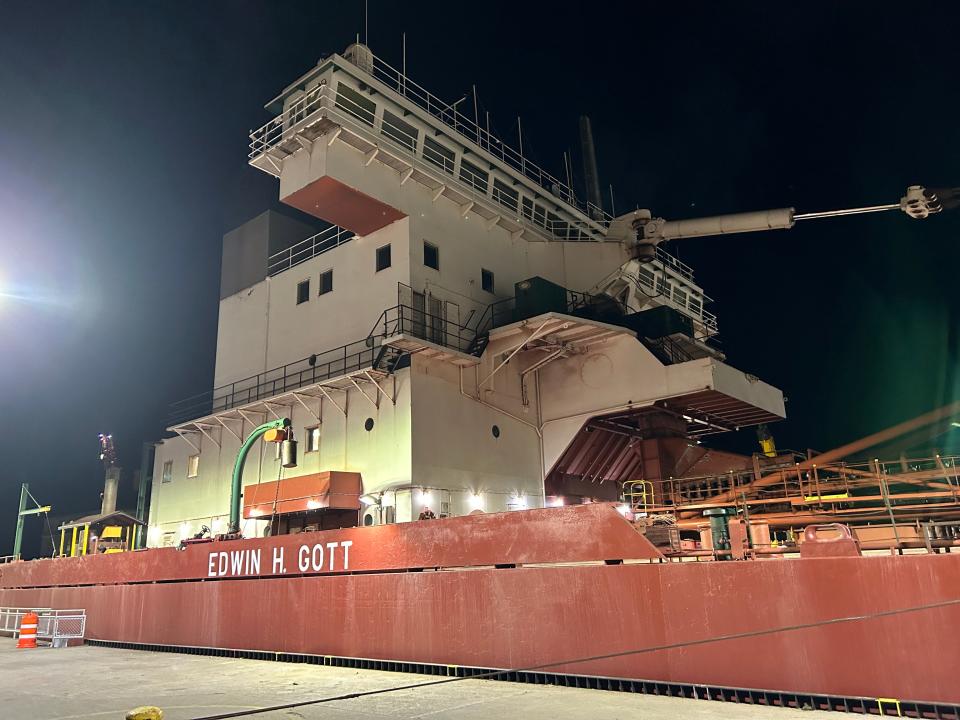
0 639 835 719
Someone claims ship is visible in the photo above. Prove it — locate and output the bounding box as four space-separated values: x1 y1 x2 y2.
2 41 959 717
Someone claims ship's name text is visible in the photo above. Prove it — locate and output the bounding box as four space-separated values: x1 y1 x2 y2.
207 541 353 578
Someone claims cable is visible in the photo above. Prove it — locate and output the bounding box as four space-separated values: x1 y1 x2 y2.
266 457 284 537
186 596 960 720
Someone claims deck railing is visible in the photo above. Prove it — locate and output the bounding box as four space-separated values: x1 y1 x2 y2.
268 225 354 276
169 286 481 426
365 53 610 223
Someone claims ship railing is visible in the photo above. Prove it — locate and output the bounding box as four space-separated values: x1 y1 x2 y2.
366 52 610 224
268 225 355 276
168 333 391 426
249 86 611 247
657 454 960 507
169 291 484 426
250 51 609 225
247 60 708 287
369 303 477 356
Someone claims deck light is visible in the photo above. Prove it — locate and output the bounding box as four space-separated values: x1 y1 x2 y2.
419 489 433 505
469 493 484 510
307 499 322 510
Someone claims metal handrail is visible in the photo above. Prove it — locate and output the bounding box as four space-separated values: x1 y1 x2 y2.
249 87 608 245
249 82 706 304
168 333 391 425
366 53 610 223
170 292 482 425
268 225 354 275
659 454 960 507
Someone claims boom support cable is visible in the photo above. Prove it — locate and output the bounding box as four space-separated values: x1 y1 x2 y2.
186 597 960 720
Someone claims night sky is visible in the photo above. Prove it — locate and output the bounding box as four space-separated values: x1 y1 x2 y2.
1 2 957 556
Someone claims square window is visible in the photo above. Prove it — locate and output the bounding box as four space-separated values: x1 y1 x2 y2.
296 279 310 304
319 269 333 295
187 454 199 478
481 268 495 294
162 460 173 484
305 426 321 453
423 241 439 271
423 136 455 174
376 244 391 272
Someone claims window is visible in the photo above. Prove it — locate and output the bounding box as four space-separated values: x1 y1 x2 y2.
637 265 655 289
319 269 333 295
492 179 519 212
376 244 391 272
459 158 489 194
381 110 418 151
162 460 173 484
187 454 199 478
423 136 455 174
521 197 547 227
305 426 320 453
481 268 495 294
673 286 689 307
334 84 375 126
423 241 439 271
688 295 703 316
546 212 572 241
297 279 310 305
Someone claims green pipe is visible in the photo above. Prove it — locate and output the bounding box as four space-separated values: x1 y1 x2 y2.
229 418 291 533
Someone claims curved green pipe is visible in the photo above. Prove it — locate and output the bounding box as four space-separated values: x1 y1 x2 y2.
229 418 291 533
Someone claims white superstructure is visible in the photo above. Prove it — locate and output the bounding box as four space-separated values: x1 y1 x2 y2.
146 44 784 547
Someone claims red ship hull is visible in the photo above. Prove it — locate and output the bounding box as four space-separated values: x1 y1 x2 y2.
2 505 958 706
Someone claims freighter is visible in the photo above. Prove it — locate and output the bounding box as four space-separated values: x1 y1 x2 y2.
3 42 959 717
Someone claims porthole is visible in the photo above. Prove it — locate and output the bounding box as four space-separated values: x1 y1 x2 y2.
364 418 375 432
492 425 500 439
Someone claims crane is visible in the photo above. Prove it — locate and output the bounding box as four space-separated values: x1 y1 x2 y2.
605 184 956 261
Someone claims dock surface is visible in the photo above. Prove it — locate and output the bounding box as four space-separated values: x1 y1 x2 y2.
0 639 835 719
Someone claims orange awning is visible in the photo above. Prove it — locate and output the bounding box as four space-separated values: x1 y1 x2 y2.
243 471 361 519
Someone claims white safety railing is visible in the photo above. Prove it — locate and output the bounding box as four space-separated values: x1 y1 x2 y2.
250 50 610 225
250 86 612 247
0 607 50 635
268 225 354 276
367 53 610 223
0 607 86 647
38 609 86 647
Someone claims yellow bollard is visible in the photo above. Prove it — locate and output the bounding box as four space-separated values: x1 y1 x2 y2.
125 707 164 720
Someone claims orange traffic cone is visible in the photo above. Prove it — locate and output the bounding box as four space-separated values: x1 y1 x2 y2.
16 612 38 649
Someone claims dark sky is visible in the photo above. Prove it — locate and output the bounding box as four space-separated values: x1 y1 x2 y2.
1 1 957 555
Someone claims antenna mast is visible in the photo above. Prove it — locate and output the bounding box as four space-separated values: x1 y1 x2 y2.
578 116 603 211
